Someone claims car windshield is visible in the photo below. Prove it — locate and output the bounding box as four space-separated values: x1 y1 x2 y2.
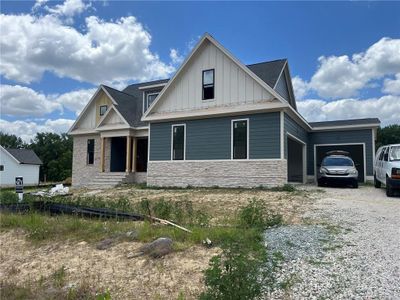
390 146 400 161
322 157 354 166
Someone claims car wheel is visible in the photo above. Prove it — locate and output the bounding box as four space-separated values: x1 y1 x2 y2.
386 177 394 197
352 180 358 189
374 174 381 188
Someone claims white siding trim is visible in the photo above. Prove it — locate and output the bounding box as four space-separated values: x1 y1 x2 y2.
138 83 167 90
148 124 151 163
313 143 367 183
280 111 284 159
231 118 249 160
171 124 186 161
311 124 380 131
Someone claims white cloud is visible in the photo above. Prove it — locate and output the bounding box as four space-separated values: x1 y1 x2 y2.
0 84 95 117
297 95 400 126
54 88 97 115
382 73 400 95
32 0 48 10
292 76 310 100
46 0 89 17
0 11 175 85
0 118 74 142
169 48 184 65
0 84 62 117
304 38 400 99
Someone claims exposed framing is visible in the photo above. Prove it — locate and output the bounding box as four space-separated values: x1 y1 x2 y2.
286 132 307 184
231 118 250 160
313 143 367 183
171 124 186 161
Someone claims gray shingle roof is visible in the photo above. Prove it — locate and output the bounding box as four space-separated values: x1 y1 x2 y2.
247 59 287 88
310 118 381 128
5 148 42 165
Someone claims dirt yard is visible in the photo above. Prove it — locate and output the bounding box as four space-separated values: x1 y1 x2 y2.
0 185 315 299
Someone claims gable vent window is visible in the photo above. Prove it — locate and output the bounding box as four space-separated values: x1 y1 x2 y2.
202 69 214 100
172 124 185 160
0 165 4 171
99 105 107 116
146 93 159 110
232 119 249 160
87 139 95 165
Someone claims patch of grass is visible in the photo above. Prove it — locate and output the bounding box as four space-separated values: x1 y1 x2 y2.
51 266 67 288
279 273 300 291
0 190 19 204
307 259 333 266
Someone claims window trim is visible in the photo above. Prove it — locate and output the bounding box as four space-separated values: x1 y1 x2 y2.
171 124 186 161
143 92 159 114
87 139 95 165
99 105 108 116
231 118 249 160
202 69 215 100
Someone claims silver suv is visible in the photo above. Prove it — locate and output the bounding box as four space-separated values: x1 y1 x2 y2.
317 151 359 188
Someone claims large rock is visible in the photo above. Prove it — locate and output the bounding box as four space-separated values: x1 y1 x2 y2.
128 237 173 258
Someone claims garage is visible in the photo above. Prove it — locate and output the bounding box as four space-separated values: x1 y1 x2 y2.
287 135 306 183
314 144 365 182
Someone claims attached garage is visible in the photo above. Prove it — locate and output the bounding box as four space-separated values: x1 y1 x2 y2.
314 144 365 182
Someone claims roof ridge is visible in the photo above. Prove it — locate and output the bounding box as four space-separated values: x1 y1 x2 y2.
102 84 137 98
246 58 287 67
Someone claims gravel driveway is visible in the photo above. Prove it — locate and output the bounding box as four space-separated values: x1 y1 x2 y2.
265 185 400 299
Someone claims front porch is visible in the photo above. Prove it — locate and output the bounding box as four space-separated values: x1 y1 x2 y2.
92 132 148 187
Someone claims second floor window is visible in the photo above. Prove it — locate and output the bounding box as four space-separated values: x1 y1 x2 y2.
146 93 159 110
202 69 214 100
99 105 107 116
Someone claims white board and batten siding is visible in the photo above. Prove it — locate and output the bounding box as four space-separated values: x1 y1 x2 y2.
153 39 275 114
0 148 40 187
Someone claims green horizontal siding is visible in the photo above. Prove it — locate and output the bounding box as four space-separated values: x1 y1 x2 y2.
149 112 281 161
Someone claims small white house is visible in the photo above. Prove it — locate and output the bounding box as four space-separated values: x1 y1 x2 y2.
0 146 42 187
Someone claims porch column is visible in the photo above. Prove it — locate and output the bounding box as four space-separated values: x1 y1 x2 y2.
126 136 132 173
132 137 137 172
100 137 105 172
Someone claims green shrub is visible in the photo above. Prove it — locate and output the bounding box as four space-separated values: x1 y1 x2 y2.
238 199 284 229
200 240 267 300
238 199 266 229
0 190 18 204
269 184 296 192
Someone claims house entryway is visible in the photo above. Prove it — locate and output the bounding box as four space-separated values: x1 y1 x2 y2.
287 135 306 183
110 137 127 172
136 138 148 172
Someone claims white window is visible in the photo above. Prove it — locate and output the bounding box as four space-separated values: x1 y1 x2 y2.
231 119 249 159
146 93 159 110
171 124 186 160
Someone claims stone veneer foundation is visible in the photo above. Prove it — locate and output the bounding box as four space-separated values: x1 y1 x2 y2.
147 160 287 188
72 134 101 187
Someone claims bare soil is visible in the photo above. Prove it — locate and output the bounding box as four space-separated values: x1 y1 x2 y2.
0 185 316 299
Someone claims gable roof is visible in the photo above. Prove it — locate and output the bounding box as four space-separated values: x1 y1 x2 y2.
310 118 381 129
3 148 42 165
142 33 291 121
247 59 287 88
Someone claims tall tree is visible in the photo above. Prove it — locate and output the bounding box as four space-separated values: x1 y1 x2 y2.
376 124 400 149
0 132 27 149
29 132 73 182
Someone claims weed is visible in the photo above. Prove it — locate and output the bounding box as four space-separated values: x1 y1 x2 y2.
199 240 268 300
52 266 67 288
237 199 284 229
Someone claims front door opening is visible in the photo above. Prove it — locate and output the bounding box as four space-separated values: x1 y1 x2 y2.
287 137 304 183
136 138 148 172
110 137 126 172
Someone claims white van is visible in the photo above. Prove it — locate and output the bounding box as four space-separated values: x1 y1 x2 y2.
374 144 400 197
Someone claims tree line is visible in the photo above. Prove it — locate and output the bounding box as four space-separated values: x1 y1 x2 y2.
0 124 399 183
0 132 72 183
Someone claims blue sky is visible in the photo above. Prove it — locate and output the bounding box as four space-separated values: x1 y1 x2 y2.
1 1 399 141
